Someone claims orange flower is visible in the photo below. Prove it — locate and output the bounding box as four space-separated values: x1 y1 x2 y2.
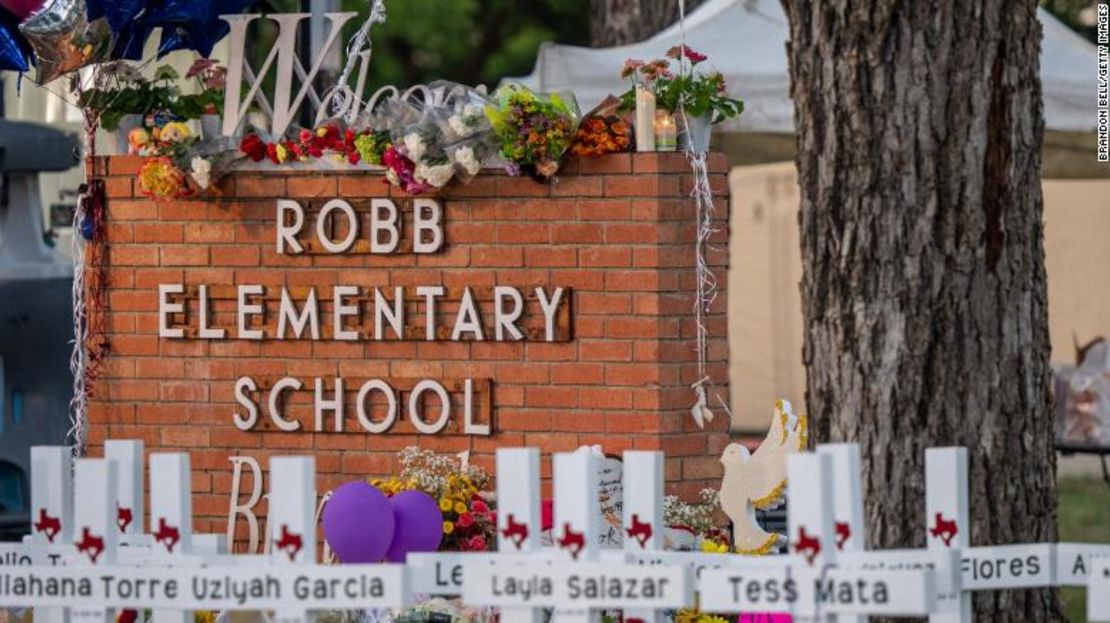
137 157 188 199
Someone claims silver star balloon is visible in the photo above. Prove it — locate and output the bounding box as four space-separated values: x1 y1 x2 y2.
19 0 111 84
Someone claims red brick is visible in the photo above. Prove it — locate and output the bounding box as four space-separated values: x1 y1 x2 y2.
237 176 286 197
89 152 732 530
161 246 209 266
134 222 184 243
287 176 337 197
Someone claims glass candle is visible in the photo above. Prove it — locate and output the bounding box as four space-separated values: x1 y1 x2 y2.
634 85 656 152
654 111 677 151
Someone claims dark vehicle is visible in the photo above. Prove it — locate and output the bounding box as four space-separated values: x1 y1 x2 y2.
0 119 81 541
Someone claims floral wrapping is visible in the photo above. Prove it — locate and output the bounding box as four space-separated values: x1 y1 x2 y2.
484 84 580 180
384 96 458 194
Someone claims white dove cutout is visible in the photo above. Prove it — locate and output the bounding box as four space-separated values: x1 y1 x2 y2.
719 399 808 554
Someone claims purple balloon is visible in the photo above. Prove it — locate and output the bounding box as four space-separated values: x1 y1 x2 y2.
322 481 394 563
385 490 444 562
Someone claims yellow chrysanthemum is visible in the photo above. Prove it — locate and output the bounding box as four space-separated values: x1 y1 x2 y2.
453 501 467 514
439 498 453 512
443 521 454 534
137 157 186 199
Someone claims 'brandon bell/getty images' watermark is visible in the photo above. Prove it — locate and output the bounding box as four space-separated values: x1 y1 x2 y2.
1098 2 1109 162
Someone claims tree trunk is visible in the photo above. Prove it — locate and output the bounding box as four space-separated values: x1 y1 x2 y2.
589 0 706 46
780 1 1061 620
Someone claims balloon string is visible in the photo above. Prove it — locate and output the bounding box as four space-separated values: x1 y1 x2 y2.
677 0 731 425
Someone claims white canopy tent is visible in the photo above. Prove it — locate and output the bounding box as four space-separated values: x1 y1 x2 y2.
514 0 1099 133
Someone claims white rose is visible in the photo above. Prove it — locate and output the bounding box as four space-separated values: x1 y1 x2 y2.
448 115 468 136
190 156 212 189
403 133 426 161
455 146 480 176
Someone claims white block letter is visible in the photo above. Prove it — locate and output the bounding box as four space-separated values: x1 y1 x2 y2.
159 284 185 338
276 199 305 254
413 198 444 253
237 285 265 340
333 286 360 341
370 199 400 254
494 286 525 341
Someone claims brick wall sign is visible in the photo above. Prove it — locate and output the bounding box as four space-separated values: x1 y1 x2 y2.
86 153 731 542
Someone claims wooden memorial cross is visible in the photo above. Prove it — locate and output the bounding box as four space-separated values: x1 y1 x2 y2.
149 453 195 623
925 447 971 622
495 447 544 623
817 444 955 620
29 446 73 623
70 458 119 623
620 451 664 623
816 444 865 623
552 450 600 623
105 440 144 545
269 456 317 623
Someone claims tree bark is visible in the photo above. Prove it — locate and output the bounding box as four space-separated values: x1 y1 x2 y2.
589 0 706 47
780 0 1061 620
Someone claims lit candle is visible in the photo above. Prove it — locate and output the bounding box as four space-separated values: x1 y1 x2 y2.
635 85 656 152
654 111 676 151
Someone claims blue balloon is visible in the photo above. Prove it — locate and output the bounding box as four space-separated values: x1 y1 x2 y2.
110 19 151 60
98 0 144 33
85 0 104 21
0 6 31 72
147 0 253 59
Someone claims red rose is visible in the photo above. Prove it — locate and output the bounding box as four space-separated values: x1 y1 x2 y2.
239 134 266 162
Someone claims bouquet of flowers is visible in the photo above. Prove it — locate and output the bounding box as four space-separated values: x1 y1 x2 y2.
571 95 632 157
385 97 458 194
484 84 579 180
372 447 496 552
236 120 367 166
431 82 497 182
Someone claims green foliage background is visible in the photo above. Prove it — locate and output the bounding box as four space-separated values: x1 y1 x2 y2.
258 0 589 93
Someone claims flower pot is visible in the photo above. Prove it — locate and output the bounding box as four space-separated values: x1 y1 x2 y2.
200 114 222 141
679 113 712 152
113 114 144 155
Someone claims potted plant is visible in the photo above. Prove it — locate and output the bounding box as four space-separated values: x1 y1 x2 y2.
174 58 228 140
619 46 744 152
78 62 181 154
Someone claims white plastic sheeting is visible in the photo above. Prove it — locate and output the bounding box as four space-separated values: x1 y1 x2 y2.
514 0 1100 132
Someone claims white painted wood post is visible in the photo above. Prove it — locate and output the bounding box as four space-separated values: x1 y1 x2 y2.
105 440 144 541
925 447 971 623
816 443 865 623
496 447 543 623
787 451 836 621
622 451 664 623
553 450 601 623
269 456 317 623
30 446 72 623
149 453 194 623
70 458 118 623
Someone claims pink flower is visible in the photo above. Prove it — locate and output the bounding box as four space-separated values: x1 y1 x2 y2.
457 513 474 528
471 499 490 515
620 58 644 79
466 535 487 551
665 45 708 64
